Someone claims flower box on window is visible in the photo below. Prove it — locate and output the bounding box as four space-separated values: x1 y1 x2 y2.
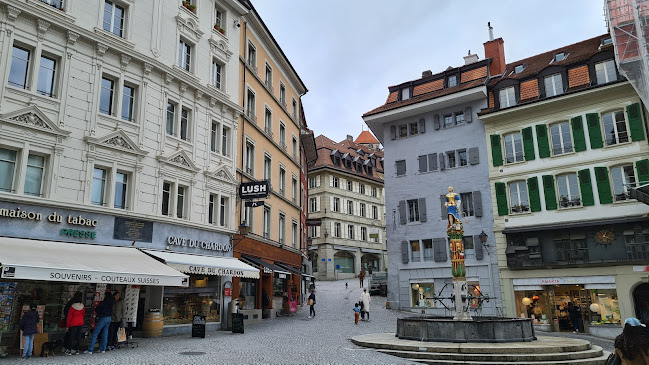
182 1 196 13
214 24 225 35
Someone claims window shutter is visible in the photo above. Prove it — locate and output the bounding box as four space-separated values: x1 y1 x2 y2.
316 196 321 211
594 166 613 204
473 190 483 217
440 195 446 220
490 135 503 167
390 126 396 140
578 169 595 206
419 198 427 222
542 175 557 210
433 114 441 130
535 124 551 158
468 147 480 165
464 107 473 123
428 153 438 171
433 238 447 262
627 103 645 141
474 235 484 260
439 153 446 170
316 175 321 186
418 155 428 173
419 118 426 133
527 177 542 212
396 161 406 176
636 159 649 185
398 200 406 224
495 182 508 216
585 113 604 149
522 127 535 161
401 240 409 264
571 116 587 152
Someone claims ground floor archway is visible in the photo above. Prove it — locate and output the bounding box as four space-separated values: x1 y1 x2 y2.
361 253 380 274
633 282 649 324
334 251 355 273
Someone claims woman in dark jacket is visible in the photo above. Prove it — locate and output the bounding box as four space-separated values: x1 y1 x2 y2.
307 290 316 318
86 292 114 354
19 304 39 359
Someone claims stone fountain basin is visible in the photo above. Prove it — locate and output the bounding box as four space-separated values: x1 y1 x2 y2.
397 316 536 343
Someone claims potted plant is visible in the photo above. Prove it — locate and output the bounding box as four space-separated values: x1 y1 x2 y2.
214 24 225 35
182 1 196 13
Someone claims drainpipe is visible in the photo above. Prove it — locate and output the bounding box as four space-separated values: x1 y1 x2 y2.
239 19 248 229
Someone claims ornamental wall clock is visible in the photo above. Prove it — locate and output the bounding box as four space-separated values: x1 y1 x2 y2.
594 228 615 246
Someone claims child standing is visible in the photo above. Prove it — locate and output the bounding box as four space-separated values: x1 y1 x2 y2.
19 304 39 359
353 303 361 324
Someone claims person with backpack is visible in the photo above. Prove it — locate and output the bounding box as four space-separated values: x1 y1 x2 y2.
19 304 39 359
65 293 85 355
85 291 114 354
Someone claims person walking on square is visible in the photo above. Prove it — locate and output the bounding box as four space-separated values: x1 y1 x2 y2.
359 270 365 288
353 303 360 324
567 302 583 333
307 290 316 318
108 290 124 350
360 288 371 321
65 294 85 355
86 291 114 354
19 304 39 359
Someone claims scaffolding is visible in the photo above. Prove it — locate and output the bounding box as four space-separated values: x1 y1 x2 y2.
605 0 649 106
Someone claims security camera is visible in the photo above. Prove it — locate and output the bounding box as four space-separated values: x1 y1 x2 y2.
234 20 241 28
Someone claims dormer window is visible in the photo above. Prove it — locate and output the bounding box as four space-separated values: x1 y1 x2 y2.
447 75 457 88
514 64 526 74
552 52 568 63
601 38 612 46
401 88 410 100
544 73 563 97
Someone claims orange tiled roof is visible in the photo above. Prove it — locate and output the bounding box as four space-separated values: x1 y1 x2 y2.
355 131 379 144
309 135 384 183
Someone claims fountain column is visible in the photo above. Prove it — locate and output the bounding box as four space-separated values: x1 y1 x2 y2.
448 226 471 320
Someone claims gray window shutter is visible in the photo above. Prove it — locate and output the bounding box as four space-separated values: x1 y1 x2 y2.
419 198 427 222
473 190 482 217
429 153 438 170
474 234 484 260
433 114 440 130
390 126 396 140
440 195 446 220
439 153 446 170
468 147 479 165
401 240 409 264
419 118 426 133
396 161 406 176
434 238 447 262
398 200 406 224
464 106 473 123
418 155 428 173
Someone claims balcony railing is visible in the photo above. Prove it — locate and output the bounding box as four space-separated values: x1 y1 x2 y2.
280 142 286 151
246 110 256 123
264 127 273 138
247 59 257 73
265 80 274 93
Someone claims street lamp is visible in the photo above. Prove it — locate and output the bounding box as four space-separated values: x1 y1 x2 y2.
231 223 250 247
479 230 490 254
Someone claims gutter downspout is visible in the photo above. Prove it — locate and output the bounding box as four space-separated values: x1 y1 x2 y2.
239 19 248 230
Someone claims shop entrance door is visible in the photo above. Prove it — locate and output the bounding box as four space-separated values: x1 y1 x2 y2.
633 283 649 324
552 285 591 332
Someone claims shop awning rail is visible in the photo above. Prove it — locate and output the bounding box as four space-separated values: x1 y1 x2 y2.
142 250 259 279
240 255 290 276
0 237 189 287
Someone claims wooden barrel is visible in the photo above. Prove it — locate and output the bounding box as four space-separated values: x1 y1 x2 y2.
142 312 164 337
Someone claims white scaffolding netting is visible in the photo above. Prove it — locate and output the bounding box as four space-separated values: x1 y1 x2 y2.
605 0 649 106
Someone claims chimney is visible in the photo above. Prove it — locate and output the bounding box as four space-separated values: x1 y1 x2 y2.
422 70 433 78
346 134 353 141
483 22 506 76
463 50 479 65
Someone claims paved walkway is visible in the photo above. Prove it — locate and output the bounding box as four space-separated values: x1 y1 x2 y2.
2 279 614 364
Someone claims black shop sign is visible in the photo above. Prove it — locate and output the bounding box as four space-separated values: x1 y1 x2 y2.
239 181 269 199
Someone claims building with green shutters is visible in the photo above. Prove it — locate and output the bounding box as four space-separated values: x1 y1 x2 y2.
480 34 649 338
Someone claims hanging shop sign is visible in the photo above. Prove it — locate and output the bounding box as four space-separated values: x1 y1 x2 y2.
167 236 232 252
0 208 99 239
239 181 269 199
305 219 322 226
244 201 264 208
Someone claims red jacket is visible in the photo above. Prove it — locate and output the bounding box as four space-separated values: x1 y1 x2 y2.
66 303 85 328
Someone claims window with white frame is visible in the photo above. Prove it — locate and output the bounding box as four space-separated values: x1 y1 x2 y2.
550 122 573 155
91 167 107 206
180 107 191 141
0 148 51 197
279 82 286 106
24 154 46 197
292 221 298 248
557 173 581 208
611 165 636 201
262 206 270 238
210 122 219 153
291 176 297 203
508 181 529 213
214 5 224 32
121 84 135 121
279 166 286 196
161 181 187 218
372 205 378 220
162 181 172 216
309 197 317 212
221 125 230 156
361 227 367 241
334 222 341 238
208 193 217 224
410 240 420 262
99 77 115 115
359 184 365 194
448 75 457 88
360 203 366 217
333 197 340 212
178 39 192 72
37 55 57 97
308 226 317 238
265 63 272 89
346 180 353 191
114 171 128 209
371 187 377 197
499 86 516 108
247 41 256 69
244 205 253 230
544 73 563 97
347 200 354 215
447 151 456 168
309 177 317 188
332 176 339 188
279 123 286 148
602 110 629 145
246 89 256 119
166 101 176 136
458 149 468 166
103 1 125 37
504 132 524 164
407 199 419 222
263 155 271 184
40 0 64 10
176 184 187 218
245 141 254 175
211 59 223 89
219 196 229 227
264 108 272 136
595 59 617 85
443 115 454 128
347 224 355 239
292 136 298 159
455 111 465 125
292 98 297 119
460 192 474 217
8 45 30 89
278 213 285 244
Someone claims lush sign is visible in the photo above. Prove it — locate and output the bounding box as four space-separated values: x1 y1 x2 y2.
239 181 269 199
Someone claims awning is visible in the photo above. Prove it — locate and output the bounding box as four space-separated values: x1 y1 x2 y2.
503 216 649 234
275 263 301 275
142 250 259 279
241 255 290 276
361 248 383 254
0 237 188 287
333 245 357 252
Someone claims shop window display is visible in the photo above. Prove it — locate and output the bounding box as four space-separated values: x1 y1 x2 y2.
410 283 435 308
238 278 257 310
589 289 621 325
163 275 220 325
515 290 551 324
272 277 287 311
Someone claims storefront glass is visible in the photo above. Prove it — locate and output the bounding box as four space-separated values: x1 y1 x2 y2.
163 275 220 325
272 277 287 310
514 290 551 324
334 251 354 273
410 282 435 308
589 289 620 325
238 278 257 310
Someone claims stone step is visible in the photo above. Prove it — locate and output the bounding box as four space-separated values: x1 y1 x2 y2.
402 351 610 365
377 346 604 363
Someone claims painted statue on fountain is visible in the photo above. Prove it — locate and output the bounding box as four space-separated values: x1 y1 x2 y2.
445 186 471 320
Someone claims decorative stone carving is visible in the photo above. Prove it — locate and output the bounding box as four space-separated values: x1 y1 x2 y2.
10 112 52 130
143 63 154 75
96 43 109 56
6 5 21 20
175 15 203 40
36 19 50 40
67 30 80 44
210 97 217 107
165 73 174 84
120 54 131 70
180 82 188 94
104 135 134 150
170 154 191 167
195 89 203 101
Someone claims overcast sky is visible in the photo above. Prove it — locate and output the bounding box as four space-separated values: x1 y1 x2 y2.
251 1 608 143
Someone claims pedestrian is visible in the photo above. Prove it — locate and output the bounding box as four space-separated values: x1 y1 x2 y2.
65 293 85 355
19 304 39 359
86 291 114 354
567 302 583 333
353 303 360 325
345 282 348 289
359 298 365 320
612 317 649 365
359 270 365 288
360 288 371 321
307 289 316 319
108 290 124 351
62 290 82 354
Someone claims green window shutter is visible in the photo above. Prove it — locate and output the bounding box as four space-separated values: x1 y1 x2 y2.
495 182 508 216
627 103 646 141
527 177 542 212
490 135 503 167
535 124 551 158
522 127 535 161
571 116 587 152
594 167 613 204
578 169 595 206
585 113 604 149
636 159 649 185
542 175 557 210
